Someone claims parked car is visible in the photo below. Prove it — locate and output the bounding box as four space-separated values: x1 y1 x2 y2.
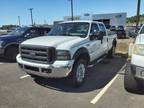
124 24 144 93
116 25 126 39
0 26 51 61
17 21 117 87
0 30 8 35
110 26 116 31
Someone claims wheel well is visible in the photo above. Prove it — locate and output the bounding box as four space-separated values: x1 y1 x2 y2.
77 53 90 65
113 39 117 47
4 44 19 55
73 48 90 65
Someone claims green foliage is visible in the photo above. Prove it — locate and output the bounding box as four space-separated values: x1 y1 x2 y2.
0 25 18 30
127 14 144 24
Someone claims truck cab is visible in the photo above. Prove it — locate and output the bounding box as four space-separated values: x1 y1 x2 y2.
17 21 117 86
0 26 50 61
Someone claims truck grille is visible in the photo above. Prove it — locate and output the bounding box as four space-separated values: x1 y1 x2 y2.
20 45 55 64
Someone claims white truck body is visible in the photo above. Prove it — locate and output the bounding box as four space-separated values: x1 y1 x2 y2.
17 21 117 86
124 24 144 92
131 34 144 67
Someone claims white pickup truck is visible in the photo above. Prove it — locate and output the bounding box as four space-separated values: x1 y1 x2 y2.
17 21 117 86
124 24 144 92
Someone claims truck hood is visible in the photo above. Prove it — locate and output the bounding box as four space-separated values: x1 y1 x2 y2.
136 34 144 44
21 36 86 49
0 34 17 39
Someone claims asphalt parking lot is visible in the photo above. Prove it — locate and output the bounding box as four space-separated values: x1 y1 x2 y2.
0 54 144 108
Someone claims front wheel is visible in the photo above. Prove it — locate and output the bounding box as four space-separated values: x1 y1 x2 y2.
124 62 143 93
5 46 18 62
69 59 87 87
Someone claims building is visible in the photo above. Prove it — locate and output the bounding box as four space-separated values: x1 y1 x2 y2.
64 12 127 27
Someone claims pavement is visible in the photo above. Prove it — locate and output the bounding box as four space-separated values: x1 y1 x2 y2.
0 56 144 108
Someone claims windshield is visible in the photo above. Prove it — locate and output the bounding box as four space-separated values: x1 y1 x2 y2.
139 26 144 34
8 27 28 36
48 22 89 38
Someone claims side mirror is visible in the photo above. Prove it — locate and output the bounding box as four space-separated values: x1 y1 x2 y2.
89 31 103 41
95 31 103 40
89 33 95 40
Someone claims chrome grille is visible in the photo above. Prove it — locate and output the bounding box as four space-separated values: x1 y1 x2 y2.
20 45 55 64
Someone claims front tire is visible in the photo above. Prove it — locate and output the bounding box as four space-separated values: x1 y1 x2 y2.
70 59 87 87
124 62 143 93
5 46 18 62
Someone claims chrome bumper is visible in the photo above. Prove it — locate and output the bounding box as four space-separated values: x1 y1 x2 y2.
16 54 74 78
131 64 144 80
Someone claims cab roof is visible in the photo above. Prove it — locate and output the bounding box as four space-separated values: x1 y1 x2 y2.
60 20 104 24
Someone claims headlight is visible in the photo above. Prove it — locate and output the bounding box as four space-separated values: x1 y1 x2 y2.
133 44 144 56
56 50 71 60
0 41 4 47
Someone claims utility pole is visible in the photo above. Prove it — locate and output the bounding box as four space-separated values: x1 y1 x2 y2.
136 0 141 33
18 16 21 26
28 8 34 26
68 0 74 20
71 0 74 20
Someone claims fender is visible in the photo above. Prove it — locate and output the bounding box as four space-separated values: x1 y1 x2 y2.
4 42 19 54
4 42 19 49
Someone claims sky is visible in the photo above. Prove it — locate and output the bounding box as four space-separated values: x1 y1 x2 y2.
0 0 144 26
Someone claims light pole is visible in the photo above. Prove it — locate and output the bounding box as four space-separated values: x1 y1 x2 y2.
136 0 141 33
18 16 21 26
28 8 34 26
68 0 74 20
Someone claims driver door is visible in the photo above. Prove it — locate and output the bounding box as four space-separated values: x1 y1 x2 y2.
88 23 102 61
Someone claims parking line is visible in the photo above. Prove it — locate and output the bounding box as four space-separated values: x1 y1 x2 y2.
90 64 126 104
20 75 30 79
90 74 119 104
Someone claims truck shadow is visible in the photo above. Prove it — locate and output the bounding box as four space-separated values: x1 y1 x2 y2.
0 57 15 63
34 56 126 93
0 57 9 63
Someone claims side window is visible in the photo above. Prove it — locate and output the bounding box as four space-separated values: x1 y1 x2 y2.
99 24 106 36
43 28 50 36
90 23 99 34
27 28 41 37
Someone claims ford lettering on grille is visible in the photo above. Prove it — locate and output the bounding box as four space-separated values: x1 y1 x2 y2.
30 52 36 56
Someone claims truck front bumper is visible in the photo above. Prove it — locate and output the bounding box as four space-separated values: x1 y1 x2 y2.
131 64 144 80
16 54 74 78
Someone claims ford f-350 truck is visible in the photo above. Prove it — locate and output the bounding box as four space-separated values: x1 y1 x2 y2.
17 21 117 86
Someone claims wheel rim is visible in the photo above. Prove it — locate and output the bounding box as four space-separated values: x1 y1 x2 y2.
76 63 85 83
